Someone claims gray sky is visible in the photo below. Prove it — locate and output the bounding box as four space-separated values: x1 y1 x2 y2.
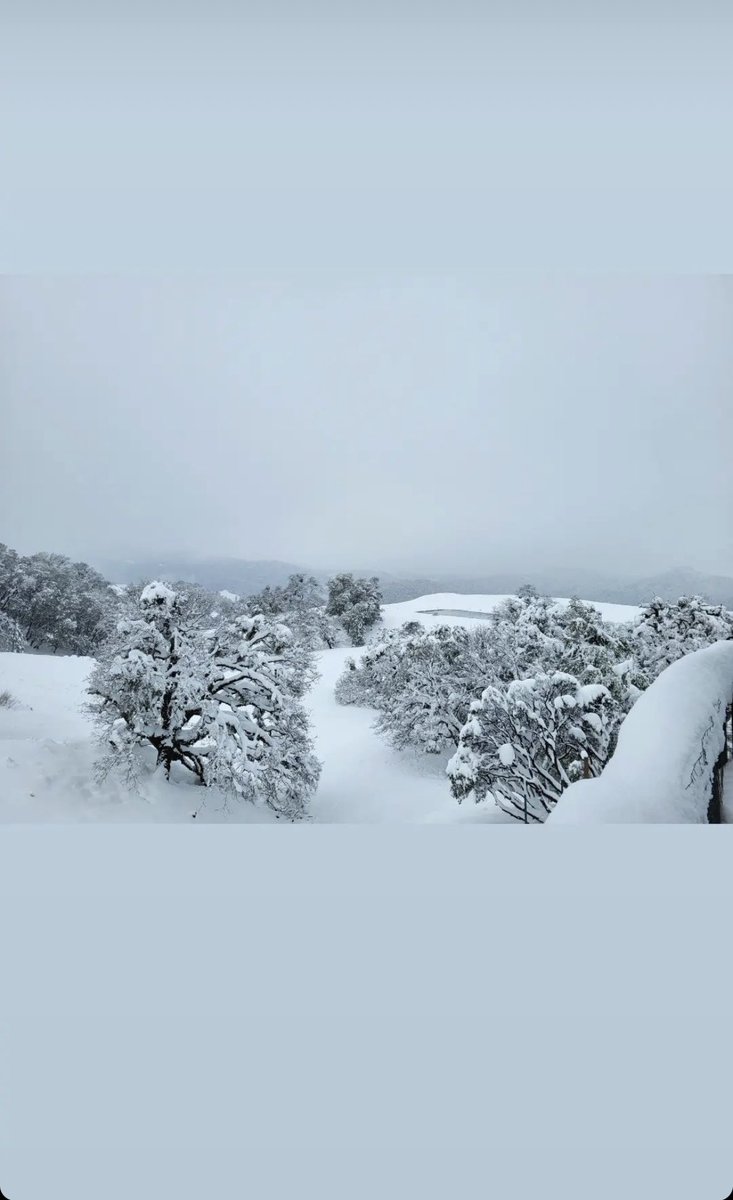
1 275 731 577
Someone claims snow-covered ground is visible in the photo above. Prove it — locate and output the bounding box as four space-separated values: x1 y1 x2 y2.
383 592 640 631
306 645 512 823
0 594 638 824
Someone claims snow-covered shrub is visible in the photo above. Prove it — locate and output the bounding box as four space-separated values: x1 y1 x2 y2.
0 542 117 654
446 593 733 821
335 621 503 753
333 656 370 706
373 624 498 753
332 591 638 817
334 626 414 710
448 672 616 822
630 595 733 685
88 582 320 818
443 597 640 819
0 610 29 653
355 595 634 761
326 573 383 646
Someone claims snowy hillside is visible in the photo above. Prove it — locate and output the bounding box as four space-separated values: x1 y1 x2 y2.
0 595 639 824
382 592 640 631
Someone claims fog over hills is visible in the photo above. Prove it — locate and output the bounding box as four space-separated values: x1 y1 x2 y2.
94 556 307 596
94 555 733 610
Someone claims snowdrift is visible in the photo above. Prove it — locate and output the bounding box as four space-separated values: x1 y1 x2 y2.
548 640 733 824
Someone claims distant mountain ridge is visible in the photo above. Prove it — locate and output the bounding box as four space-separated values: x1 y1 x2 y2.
95 556 310 596
601 568 733 610
94 556 733 610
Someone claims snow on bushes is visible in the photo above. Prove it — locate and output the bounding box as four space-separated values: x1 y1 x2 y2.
335 621 501 753
326 573 383 646
448 672 616 823
449 597 733 821
631 595 733 684
548 640 733 823
246 573 341 650
337 594 635 765
0 610 29 653
88 581 320 818
337 589 733 823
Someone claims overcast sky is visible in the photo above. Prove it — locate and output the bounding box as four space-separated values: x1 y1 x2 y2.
1 274 730 577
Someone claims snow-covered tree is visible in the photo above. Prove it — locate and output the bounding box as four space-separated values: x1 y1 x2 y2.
0 544 20 609
553 598 639 711
247 573 341 650
0 610 29 653
89 582 207 783
0 543 117 654
482 592 566 682
88 582 320 818
197 614 321 816
114 579 245 636
326 574 383 646
448 672 615 822
516 582 539 601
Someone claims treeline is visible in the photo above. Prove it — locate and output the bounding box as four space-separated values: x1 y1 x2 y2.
0 543 115 654
0 542 384 656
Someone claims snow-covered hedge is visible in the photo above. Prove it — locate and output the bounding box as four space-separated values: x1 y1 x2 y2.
548 640 733 824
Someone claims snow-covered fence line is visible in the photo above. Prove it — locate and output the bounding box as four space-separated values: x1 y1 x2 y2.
548 641 733 824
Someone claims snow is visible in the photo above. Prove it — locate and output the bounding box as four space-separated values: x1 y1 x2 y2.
549 640 733 824
140 580 176 604
0 592 642 824
219 589 240 602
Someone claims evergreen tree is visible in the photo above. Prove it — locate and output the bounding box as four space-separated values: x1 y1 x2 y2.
326 573 382 646
247 573 341 650
0 543 116 654
0 610 29 652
